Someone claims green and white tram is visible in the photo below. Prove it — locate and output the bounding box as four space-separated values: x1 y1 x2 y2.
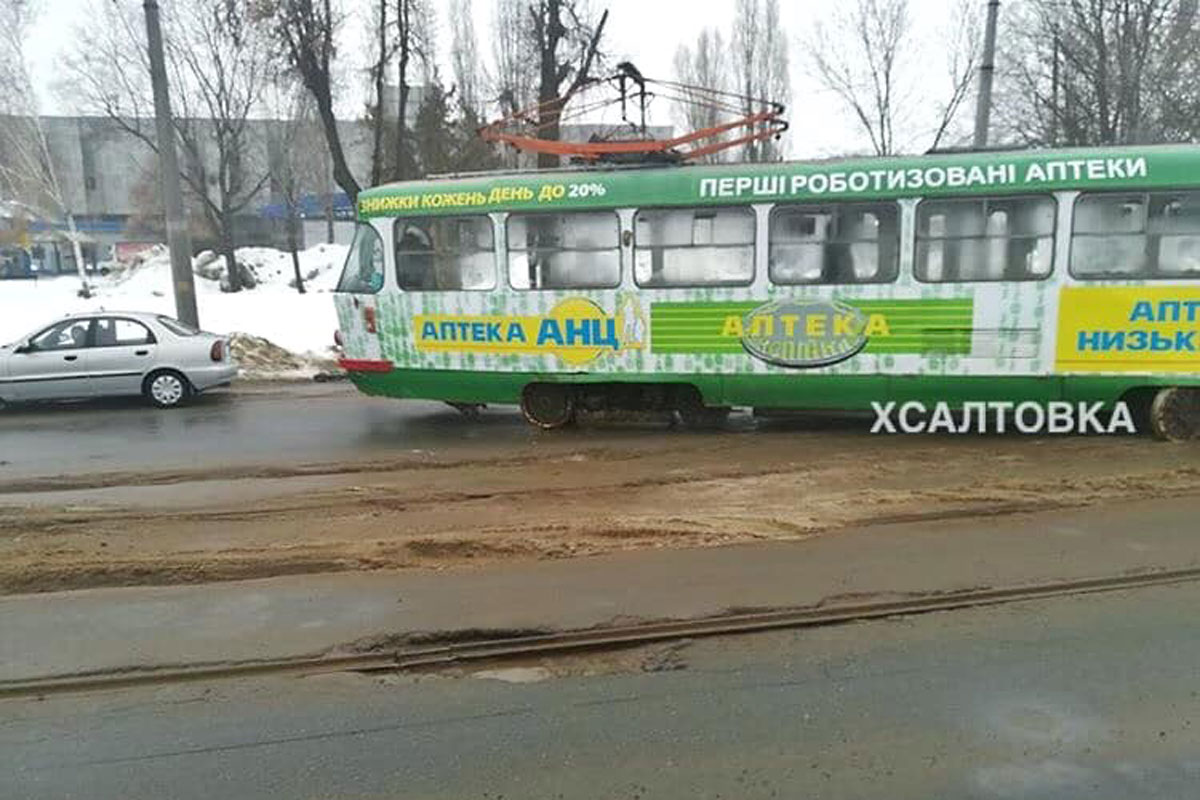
333 144 1200 437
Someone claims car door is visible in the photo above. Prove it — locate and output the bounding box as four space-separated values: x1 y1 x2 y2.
5 318 95 401
89 317 158 397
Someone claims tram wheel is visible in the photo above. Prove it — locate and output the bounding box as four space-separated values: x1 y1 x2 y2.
521 383 577 429
1149 387 1200 441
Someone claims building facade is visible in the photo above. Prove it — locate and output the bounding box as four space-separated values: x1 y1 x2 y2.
0 101 672 277
0 115 373 269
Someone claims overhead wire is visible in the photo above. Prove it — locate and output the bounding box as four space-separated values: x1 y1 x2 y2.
478 64 788 163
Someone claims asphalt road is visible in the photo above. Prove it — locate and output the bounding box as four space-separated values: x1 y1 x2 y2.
0 383 546 481
0 381 797 487
5 581 1200 799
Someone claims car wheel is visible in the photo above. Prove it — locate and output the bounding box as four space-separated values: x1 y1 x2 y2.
144 370 191 408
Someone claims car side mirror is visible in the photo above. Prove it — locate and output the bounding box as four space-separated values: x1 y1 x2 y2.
13 342 32 354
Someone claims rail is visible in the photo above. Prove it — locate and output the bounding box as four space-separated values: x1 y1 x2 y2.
5 565 1199 699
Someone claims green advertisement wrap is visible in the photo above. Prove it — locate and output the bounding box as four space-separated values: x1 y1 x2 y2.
650 298 975 362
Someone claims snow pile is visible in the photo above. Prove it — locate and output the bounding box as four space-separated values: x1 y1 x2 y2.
189 247 345 293
227 332 318 378
0 244 349 367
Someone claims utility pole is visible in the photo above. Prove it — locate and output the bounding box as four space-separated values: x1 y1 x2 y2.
972 0 1001 149
143 0 199 328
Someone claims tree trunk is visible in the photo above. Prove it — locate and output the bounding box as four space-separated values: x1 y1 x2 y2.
393 0 415 181
65 212 92 298
535 104 562 170
531 2 606 170
370 0 386 187
288 210 306 294
221 215 241 293
397 71 411 178
535 0 563 171
315 94 361 202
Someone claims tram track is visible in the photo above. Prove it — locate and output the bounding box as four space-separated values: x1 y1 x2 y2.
5 565 1200 700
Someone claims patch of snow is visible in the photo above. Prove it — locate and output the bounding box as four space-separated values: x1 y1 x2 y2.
0 243 349 360
227 331 337 379
471 667 553 684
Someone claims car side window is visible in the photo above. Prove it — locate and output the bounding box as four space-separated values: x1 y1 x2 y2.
95 318 156 347
29 319 92 351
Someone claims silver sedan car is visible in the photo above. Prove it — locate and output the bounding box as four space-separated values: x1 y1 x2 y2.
0 311 237 409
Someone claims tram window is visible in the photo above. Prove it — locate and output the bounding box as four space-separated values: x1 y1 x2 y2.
395 215 495 291
769 203 899 285
1071 191 1200 279
633 206 754 287
916 196 1055 282
507 211 620 289
335 224 385 294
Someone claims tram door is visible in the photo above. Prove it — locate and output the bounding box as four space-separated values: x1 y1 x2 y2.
334 223 387 363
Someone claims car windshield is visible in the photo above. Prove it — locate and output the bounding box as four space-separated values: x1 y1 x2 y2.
157 315 200 336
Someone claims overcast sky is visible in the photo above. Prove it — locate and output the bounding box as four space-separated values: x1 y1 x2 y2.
27 0 972 160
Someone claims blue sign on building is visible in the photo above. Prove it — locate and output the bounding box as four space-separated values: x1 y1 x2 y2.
259 193 355 221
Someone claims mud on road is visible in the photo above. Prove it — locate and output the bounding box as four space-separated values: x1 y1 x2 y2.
2 418 1198 595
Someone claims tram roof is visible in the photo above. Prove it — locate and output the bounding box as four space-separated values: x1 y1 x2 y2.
357 143 1200 220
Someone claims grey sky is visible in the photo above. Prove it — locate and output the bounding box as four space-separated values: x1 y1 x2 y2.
27 0 972 159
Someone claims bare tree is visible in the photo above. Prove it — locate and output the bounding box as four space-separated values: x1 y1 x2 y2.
998 0 1200 146
172 4 273 291
391 0 435 181
362 0 434 184
672 28 729 164
529 0 609 169
808 0 980 155
0 0 92 295
449 0 485 118
253 0 362 201
367 0 390 187
808 0 908 156
933 0 982 149
68 0 272 292
492 0 535 118
491 0 536 167
407 3 499 176
732 0 791 161
732 0 761 157
266 82 328 294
